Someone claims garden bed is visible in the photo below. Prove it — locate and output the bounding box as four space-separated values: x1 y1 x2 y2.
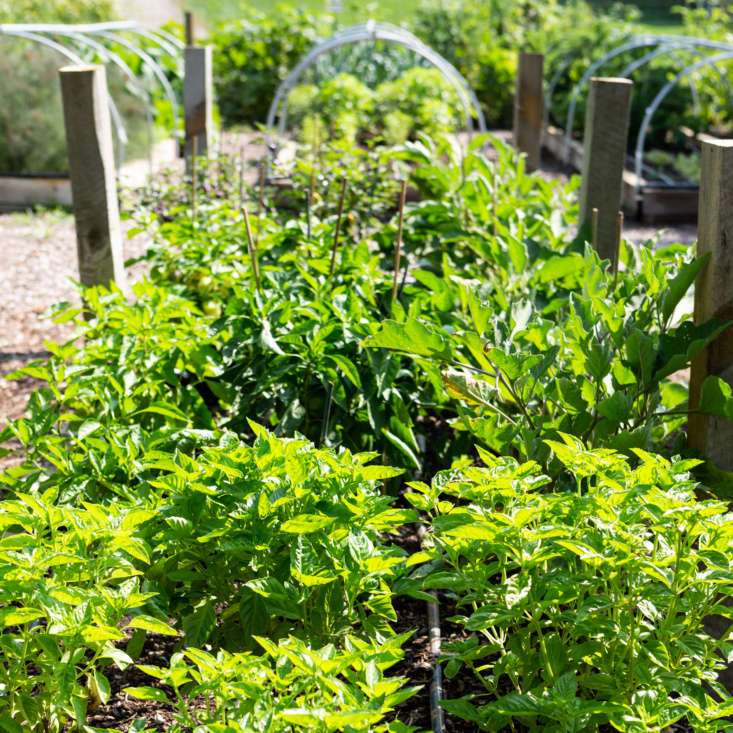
543 124 699 224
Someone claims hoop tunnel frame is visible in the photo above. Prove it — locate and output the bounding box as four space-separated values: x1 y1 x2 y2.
265 21 487 165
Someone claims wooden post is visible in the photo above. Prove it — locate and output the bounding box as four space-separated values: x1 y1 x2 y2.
688 139 733 469
184 45 212 164
513 52 544 172
578 77 633 265
59 65 126 291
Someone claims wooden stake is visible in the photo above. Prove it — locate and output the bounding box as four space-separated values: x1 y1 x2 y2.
328 178 348 278
191 135 198 226
255 160 266 248
238 145 245 208
242 206 262 295
493 167 499 238
579 77 633 265
392 179 408 301
305 188 312 241
591 206 599 251
309 122 319 203
513 52 544 172
614 210 623 283
184 11 194 46
59 65 126 291
689 139 733 470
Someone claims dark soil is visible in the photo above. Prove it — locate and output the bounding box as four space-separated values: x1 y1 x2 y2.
86 632 181 731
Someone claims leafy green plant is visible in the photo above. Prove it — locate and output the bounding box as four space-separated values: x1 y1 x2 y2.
365 231 733 478
125 634 418 732
406 446 733 731
0 494 168 732
138 425 415 649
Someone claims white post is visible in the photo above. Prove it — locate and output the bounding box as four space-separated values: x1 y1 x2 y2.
59 65 126 291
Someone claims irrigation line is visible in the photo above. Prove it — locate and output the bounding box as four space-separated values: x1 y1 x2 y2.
416 524 445 733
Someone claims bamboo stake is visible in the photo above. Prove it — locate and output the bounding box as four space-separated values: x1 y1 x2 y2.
591 206 599 252
328 177 348 278
242 206 262 295
305 188 312 241
493 167 499 239
309 122 319 203
392 179 408 301
191 135 198 227
238 144 245 208
614 210 623 288
255 159 266 248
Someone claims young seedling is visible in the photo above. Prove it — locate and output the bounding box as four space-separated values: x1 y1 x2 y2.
328 177 348 278
242 206 262 295
392 179 408 301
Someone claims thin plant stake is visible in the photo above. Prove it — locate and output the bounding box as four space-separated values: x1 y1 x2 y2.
328 177 348 278
305 187 312 241
238 145 245 208
242 206 262 295
392 179 408 301
309 122 319 203
255 159 266 247
591 206 599 251
191 135 198 227
614 210 623 288
493 167 499 239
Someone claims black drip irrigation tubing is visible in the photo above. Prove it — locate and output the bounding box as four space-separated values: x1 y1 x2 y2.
417 523 445 733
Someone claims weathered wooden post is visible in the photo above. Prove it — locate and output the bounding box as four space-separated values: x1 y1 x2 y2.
578 77 633 267
59 65 126 291
691 144 733 696
513 52 544 172
689 139 733 470
183 43 213 164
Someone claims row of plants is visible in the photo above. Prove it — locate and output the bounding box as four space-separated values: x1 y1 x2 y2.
210 0 730 180
3 133 733 731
